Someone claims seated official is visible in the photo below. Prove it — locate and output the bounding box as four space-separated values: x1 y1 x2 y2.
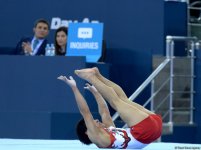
54 26 68 56
15 19 49 56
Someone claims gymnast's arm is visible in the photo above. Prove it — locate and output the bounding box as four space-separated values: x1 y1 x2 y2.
84 83 115 128
57 76 102 135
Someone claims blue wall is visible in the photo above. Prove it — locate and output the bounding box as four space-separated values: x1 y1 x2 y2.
105 48 152 105
0 0 188 99
162 125 197 143
0 56 86 139
0 0 186 55
0 56 85 112
194 50 201 143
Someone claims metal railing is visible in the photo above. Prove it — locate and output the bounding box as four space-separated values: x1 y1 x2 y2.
188 0 201 38
166 36 196 124
112 36 197 128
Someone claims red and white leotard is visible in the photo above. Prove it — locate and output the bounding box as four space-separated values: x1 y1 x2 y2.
103 114 162 149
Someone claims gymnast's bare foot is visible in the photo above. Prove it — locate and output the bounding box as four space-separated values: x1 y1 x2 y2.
92 67 100 76
75 68 96 80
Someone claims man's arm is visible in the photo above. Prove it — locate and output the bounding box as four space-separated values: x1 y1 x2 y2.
85 83 115 127
15 38 32 55
57 76 101 133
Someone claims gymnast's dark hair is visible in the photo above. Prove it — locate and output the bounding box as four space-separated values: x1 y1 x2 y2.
76 118 92 145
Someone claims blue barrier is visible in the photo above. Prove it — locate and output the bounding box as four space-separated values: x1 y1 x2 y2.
0 56 110 139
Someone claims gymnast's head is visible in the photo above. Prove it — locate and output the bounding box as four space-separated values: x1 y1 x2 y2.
76 119 92 145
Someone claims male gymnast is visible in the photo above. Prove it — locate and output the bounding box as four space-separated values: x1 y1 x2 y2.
58 67 162 149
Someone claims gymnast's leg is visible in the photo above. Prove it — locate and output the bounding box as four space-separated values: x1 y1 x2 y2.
75 68 149 127
93 67 154 115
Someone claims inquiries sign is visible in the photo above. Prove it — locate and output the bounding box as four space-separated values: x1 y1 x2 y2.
66 23 103 62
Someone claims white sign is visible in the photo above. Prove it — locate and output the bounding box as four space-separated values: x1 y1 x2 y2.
78 28 93 39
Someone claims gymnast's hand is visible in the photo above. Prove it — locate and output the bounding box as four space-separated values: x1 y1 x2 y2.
84 83 98 93
57 75 76 88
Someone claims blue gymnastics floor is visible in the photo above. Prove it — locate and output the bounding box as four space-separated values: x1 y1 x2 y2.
0 139 200 150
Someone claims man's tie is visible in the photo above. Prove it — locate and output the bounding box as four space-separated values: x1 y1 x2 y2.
33 39 39 50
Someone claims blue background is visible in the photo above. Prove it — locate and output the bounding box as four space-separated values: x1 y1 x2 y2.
0 0 186 55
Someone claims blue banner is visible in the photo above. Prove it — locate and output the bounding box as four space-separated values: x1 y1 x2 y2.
66 23 103 62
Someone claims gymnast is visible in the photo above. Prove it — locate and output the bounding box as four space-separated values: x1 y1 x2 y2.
58 67 162 149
